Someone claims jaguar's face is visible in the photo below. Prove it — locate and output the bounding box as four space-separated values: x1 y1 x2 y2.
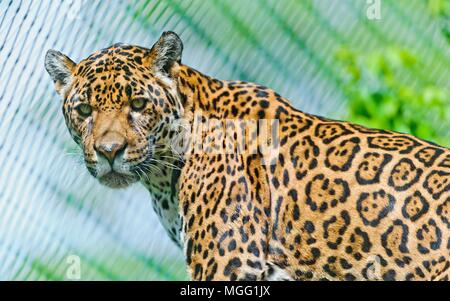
45 32 183 188
64 59 169 189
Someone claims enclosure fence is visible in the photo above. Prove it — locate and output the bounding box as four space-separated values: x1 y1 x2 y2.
0 0 448 280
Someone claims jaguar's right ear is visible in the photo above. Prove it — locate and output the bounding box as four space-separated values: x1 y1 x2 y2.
45 50 76 96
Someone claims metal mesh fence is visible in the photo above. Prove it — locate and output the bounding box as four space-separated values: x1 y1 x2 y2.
0 0 448 280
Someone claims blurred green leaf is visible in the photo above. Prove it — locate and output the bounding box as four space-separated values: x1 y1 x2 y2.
337 46 450 146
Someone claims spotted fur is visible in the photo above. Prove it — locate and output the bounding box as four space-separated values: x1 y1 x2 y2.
46 32 450 281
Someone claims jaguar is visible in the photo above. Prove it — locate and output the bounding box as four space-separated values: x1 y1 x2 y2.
45 31 450 280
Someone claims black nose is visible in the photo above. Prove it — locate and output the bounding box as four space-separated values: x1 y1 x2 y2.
94 141 127 165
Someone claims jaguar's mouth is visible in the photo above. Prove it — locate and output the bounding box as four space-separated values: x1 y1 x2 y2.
98 171 138 189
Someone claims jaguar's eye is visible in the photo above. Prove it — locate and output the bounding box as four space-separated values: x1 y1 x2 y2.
130 98 147 111
76 103 92 117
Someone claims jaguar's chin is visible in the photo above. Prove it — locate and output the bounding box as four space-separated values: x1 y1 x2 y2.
98 171 138 189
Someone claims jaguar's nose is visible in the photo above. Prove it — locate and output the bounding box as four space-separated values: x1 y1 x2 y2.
94 139 127 165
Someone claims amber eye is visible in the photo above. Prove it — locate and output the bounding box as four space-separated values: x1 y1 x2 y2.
76 103 92 117
130 98 147 111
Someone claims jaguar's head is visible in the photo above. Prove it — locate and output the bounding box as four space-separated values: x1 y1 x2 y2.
45 32 184 188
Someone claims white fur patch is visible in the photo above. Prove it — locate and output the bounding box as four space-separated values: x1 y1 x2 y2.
265 263 293 281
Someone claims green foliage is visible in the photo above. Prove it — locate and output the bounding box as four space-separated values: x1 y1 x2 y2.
336 47 450 146
428 0 450 43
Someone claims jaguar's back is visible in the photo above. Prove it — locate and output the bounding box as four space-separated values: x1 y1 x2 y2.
265 107 450 280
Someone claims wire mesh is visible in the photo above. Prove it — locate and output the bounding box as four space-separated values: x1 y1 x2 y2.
0 0 448 280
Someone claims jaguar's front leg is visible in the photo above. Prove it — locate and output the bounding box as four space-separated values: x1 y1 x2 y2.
180 184 269 280
183 219 268 280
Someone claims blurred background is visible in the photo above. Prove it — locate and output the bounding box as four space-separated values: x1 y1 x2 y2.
0 0 448 280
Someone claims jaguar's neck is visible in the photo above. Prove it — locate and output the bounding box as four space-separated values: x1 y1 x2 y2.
175 64 299 123
176 65 238 121
138 66 220 248
141 64 286 248
139 65 215 248
141 165 182 247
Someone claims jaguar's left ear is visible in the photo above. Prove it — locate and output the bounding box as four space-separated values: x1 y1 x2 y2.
45 50 77 96
147 31 183 77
